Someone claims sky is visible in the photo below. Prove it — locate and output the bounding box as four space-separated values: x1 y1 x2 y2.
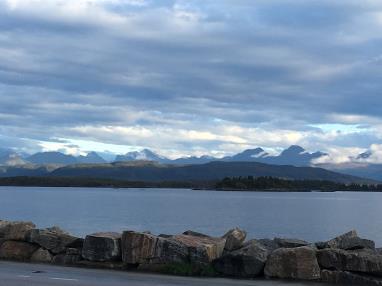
1 0 382 163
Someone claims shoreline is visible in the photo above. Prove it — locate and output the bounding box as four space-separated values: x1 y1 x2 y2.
0 176 381 192
0 184 381 193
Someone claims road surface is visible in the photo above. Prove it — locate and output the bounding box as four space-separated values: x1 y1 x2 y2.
0 261 328 286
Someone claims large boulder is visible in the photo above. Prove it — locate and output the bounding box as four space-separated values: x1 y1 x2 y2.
173 233 225 264
31 248 53 263
27 227 83 254
222 228 246 251
317 248 382 276
321 269 382 286
317 230 375 250
0 241 39 261
82 232 121 262
53 248 81 265
0 220 35 241
121 231 188 265
213 240 268 277
264 246 321 280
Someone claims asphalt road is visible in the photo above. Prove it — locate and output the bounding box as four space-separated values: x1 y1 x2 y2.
0 261 329 286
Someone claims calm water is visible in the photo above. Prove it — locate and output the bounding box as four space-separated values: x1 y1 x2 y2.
0 186 381 246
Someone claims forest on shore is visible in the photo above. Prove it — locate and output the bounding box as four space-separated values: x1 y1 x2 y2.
0 176 381 192
215 176 382 192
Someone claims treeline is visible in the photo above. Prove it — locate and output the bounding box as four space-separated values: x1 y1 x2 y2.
0 176 214 189
1 176 381 192
215 176 382 192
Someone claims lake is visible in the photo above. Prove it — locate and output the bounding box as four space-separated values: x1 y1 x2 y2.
0 186 380 246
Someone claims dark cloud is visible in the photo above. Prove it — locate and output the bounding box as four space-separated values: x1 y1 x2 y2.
0 0 381 158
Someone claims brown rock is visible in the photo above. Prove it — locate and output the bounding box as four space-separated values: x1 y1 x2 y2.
222 228 246 251
264 246 321 280
27 227 83 254
173 233 225 264
0 220 35 241
30 248 53 263
0 241 39 261
121 231 188 265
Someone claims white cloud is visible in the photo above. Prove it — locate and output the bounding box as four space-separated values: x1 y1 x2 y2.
4 0 127 27
1 0 382 162
312 147 362 165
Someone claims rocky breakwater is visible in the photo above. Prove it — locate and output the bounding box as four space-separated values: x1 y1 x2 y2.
1 220 382 285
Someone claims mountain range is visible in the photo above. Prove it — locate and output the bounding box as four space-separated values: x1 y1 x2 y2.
113 145 327 166
0 149 107 166
0 145 381 181
49 161 371 184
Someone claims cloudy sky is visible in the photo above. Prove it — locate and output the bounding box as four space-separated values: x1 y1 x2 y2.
1 0 382 162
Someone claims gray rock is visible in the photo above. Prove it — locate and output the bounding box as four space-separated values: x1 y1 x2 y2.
274 238 310 248
121 231 188 265
53 247 83 265
0 220 35 241
53 253 81 265
222 228 246 251
0 241 39 261
264 246 321 280
213 240 268 277
30 248 53 263
27 227 83 254
66 248 80 255
82 232 121 262
46 226 69 235
257 238 280 253
315 241 327 249
182 230 210 238
317 248 382 276
318 230 375 250
321 269 382 286
158 234 173 238
173 233 226 264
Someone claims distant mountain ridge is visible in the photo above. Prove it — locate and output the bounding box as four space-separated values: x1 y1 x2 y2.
1 145 382 181
113 145 328 167
220 145 327 167
27 152 78 165
49 161 372 184
115 149 167 163
0 149 28 166
0 145 330 166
